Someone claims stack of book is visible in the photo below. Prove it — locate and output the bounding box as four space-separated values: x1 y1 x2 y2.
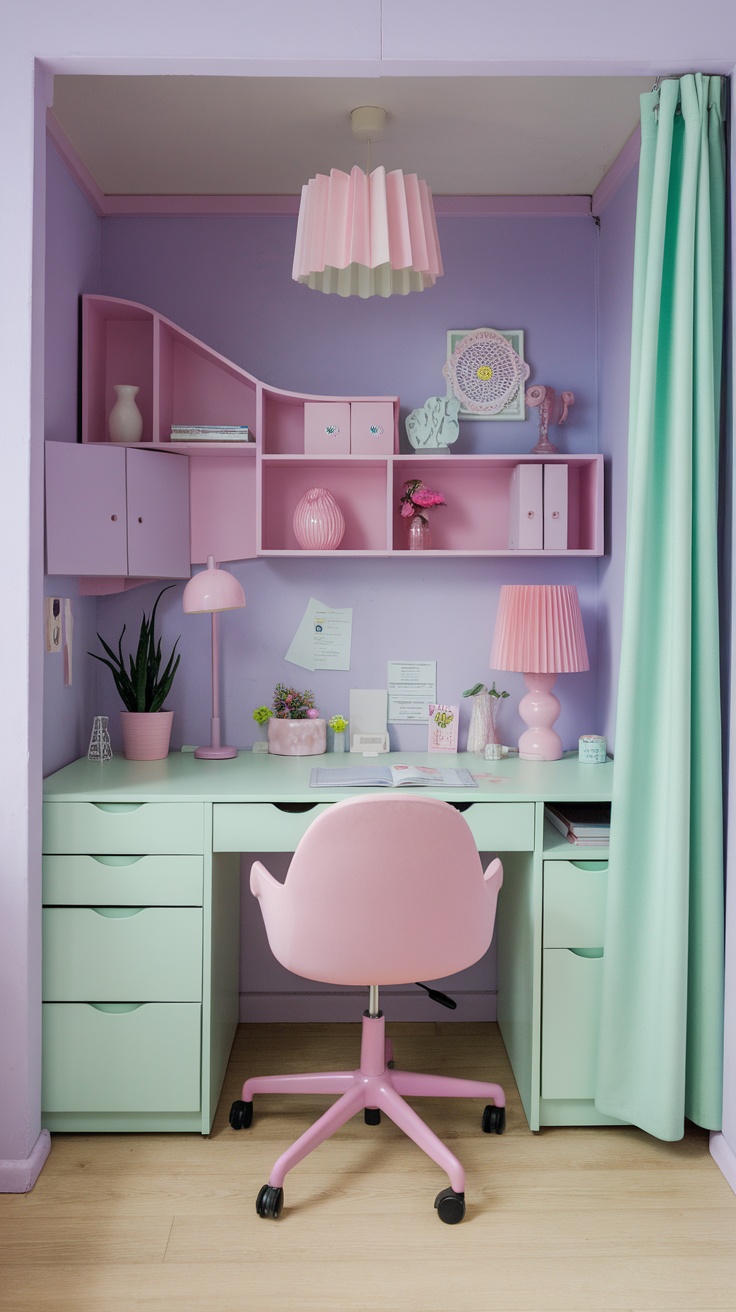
544 801 611 847
170 425 250 442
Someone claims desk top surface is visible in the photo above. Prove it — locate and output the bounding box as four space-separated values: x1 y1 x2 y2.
43 750 614 805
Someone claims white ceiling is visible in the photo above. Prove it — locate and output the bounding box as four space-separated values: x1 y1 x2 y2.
50 75 651 198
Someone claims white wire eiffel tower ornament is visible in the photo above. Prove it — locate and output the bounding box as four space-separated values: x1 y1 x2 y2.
88 715 113 762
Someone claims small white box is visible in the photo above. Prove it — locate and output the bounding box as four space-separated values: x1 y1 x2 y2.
509 464 543 550
304 402 351 455
543 464 568 550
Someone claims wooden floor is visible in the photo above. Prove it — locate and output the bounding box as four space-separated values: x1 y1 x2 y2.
1 1022 735 1312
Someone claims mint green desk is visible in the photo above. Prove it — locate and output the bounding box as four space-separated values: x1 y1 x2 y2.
41 750 617 1135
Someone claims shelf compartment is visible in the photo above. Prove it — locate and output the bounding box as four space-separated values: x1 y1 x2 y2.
261 387 399 456
157 320 257 443
260 457 389 552
82 298 155 444
392 457 516 552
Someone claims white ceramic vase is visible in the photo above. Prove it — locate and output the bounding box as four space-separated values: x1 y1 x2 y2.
109 384 143 443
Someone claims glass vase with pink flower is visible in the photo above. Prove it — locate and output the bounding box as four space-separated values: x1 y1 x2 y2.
399 479 446 550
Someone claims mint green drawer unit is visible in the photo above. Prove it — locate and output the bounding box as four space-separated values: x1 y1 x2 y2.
212 802 332 851
42 855 203 906
43 802 205 855
543 860 608 947
42 1002 201 1112
541 948 604 1099
42 907 203 1001
458 802 534 852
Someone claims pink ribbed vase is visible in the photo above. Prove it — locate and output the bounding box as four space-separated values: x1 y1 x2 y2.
293 487 345 550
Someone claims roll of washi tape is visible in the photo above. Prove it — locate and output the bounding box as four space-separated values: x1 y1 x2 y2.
579 734 606 764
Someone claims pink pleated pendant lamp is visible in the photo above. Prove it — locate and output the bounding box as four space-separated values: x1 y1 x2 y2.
292 107 443 299
491 585 589 761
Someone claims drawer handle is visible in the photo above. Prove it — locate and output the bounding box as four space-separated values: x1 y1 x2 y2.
88 1003 143 1013
450 802 472 813
91 907 144 918
569 947 603 959
273 803 319 814
90 855 144 867
569 861 608 872
91 803 145 814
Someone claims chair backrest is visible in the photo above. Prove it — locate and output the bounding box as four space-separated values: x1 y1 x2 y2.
250 793 503 986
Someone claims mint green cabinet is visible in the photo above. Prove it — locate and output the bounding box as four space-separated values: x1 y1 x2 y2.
539 857 622 1125
42 804 209 1132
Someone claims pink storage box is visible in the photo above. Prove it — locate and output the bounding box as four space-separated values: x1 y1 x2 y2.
350 401 395 455
304 402 351 455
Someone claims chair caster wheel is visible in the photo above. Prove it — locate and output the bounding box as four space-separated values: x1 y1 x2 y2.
229 1099 253 1130
364 1107 381 1126
482 1103 506 1134
434 1186 466 1224
256 1184 284 1219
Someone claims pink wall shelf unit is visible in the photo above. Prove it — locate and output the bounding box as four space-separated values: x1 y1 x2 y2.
50 296 602 584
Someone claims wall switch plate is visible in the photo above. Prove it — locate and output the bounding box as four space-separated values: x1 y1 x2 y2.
45 597 62 653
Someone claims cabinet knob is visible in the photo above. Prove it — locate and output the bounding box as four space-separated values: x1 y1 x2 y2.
138 516 143 524
111 514 117 522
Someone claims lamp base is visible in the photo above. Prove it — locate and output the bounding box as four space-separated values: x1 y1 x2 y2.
518 672 562 762
194 745 238 760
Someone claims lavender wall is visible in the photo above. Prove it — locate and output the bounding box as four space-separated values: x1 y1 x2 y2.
96 211 602 761
93 207 602 1021
596 164 639 744
43 143 103 776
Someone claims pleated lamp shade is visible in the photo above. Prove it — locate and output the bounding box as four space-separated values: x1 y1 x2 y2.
490 585 589 761
292 165 443 298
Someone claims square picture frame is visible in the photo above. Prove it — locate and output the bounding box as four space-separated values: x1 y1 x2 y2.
445 328 528 420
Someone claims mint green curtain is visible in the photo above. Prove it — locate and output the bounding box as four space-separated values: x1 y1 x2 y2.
596 75 726 1140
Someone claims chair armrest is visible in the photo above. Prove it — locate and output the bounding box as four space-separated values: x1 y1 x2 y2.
483 856 503 895
250 859 284 901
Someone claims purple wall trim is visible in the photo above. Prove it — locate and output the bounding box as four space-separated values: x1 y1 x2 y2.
45 113 105 217
710 1132 736 1198
0 1130 51 1195
103 193 593 218
592 126 641 217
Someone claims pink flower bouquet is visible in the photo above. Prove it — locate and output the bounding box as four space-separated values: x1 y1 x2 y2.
399 479 447 525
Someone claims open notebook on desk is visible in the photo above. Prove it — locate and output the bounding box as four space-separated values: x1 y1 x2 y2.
310 764 478 789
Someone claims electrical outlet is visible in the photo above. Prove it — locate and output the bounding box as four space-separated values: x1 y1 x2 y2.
45 597 62 653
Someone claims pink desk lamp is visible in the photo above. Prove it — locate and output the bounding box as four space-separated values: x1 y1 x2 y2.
182 556 245 760
490 584 588 761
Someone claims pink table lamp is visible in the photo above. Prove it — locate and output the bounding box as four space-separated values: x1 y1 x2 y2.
490 584 589 761
183 556 245 760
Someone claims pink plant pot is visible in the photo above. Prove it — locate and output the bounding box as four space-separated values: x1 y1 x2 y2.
120 710 174 761
268 717 327 756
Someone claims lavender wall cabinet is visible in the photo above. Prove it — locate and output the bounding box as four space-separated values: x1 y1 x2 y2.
45 440 190 588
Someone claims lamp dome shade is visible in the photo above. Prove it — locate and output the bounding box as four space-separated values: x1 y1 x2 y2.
182 557 245 614
292 165 443 298
491 585 589 674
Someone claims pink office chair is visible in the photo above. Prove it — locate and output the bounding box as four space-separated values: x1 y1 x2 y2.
229 794 506 1224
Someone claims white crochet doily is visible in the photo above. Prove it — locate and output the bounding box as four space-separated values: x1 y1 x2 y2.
443 328 530 417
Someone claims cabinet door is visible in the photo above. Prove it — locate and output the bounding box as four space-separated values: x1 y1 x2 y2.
126 447 190 578
45 442 128 576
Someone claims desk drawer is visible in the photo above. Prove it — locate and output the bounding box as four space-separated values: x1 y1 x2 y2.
42 855 203 906
541 948 604 1099
42 1002 201 1112
213 802 332 851
43 802 205 855
543 860 608 947
42 907 203 1001
457 802 534 852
